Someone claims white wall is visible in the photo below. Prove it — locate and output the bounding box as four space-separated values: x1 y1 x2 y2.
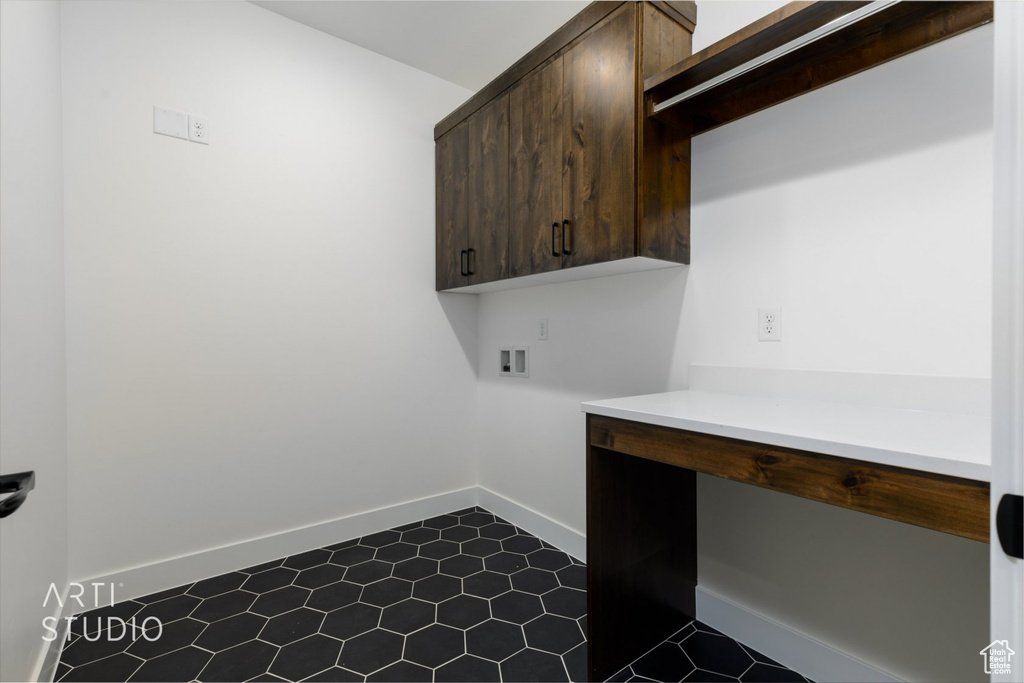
0 2 69 681
61 0 478 585
476 4 992 681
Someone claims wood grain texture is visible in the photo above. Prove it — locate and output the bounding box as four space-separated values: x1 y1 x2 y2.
587 416 697 682
638 3 692 264
649 1 993 136
435 122 469 291
435 2 624 140
651 1 697 33
466 94 510 285
562 4 637 269
589 415 990 542
509 57 564 278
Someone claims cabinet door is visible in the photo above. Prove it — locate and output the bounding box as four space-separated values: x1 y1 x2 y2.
562 5 636 269
509 57 564 277
435 121 469 291
466 93 510 286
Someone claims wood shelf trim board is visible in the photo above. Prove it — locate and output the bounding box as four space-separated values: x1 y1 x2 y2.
645 0 994 136
589 414 990 543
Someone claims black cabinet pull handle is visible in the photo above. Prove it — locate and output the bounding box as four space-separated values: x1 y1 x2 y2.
0 471 36 519
460 250 468 277
467 248 476 276
552 222 560 257
997 493 1023 559
562 219 572 256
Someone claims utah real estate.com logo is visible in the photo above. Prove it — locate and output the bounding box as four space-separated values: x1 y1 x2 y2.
981 639 1016 676
42 583 163 642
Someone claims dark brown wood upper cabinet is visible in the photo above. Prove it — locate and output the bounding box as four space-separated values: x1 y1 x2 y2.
436 94 509 290
436 1 696 292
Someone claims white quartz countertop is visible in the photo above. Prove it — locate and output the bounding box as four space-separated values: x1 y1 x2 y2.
582 390 990 482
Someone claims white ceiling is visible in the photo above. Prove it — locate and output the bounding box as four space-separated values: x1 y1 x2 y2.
250 1 590 92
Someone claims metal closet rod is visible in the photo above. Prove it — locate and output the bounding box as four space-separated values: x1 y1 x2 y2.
652 0 903 114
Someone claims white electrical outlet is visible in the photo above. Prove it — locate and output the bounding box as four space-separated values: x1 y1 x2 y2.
188 115 209 145
758 307 782 341
537 318 548 341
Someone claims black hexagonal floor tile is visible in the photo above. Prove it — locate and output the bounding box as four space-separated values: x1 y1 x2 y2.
380 598 436 634
511 567 559 595
283 548 331 570
442 525 479 542
413 573 462 603
436 654 501 682
466 619 526 661
393 556 439 581
524 613 584 655
127 645 211 682
419 539 461 560
344 560 393 585
501 648 570 682
631 642 696 682
329 545 375 567
440 554 484 578
306 579 362 612
485 551 530 574
541 586 587 619
69 602 144 636
463 570 511 599
502 534 544 555
461 537 502 557
683 669 740 682
260 607 325 645
269 633 342 681
199 639 278 682
556 564 587 591
361 577 413 607
134 594 201 624
376 542 419 563
459 512 495 527
528 549 573 572
194 612 266 651
405 623 466 668
479 522 518 540
321 602 382 640
437 594 491 630
361 529 401 548
490 590 544 624
60 653 144 682
125 617 205 660
423 514 461 530
402 527 441 545
250 586 311 617
741 664 808 682
680 631 755 678
187 572 247 599
294 563 347 589
338 628 404 674
367 660 433 682
306 666 364 682
564 642 588 682
242 567 298 594
190 589 256 623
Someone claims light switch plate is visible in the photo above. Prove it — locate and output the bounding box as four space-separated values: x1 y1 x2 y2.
153 106 188 140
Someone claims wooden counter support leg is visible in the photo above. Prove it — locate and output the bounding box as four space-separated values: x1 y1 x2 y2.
587 415 698 681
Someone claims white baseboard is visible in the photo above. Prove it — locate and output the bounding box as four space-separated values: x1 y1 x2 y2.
77 487 477 605
75 486 587 611
695 587 901 683
477 487 586 561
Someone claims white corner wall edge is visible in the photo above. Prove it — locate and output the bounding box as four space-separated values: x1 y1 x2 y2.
477 486 586 561
695 587 902 683
34 585 71 683
75 487 478 607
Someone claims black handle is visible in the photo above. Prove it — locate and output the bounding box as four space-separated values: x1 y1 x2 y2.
0 471 36 519
997 493 1023 559
552 223 560 257
562 219 572 256
460 250 468 277
467 248 475 276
